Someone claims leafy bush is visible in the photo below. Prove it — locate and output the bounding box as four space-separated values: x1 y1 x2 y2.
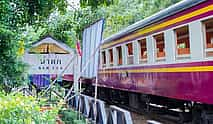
0 92 59 124
0 26 26 93
59 109 86 124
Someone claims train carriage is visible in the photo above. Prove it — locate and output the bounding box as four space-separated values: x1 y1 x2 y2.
83 0 213 123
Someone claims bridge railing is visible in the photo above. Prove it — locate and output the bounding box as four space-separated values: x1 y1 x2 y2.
68 94 133 124
107 105 133 124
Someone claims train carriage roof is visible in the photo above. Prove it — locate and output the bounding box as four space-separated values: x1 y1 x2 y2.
102 0 206 44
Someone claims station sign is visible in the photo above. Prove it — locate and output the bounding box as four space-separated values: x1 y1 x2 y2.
23 36 75 75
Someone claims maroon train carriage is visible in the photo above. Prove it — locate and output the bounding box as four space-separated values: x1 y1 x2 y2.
82 0 213 123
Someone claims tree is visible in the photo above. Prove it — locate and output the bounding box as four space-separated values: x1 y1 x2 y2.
0 26 26 93
0 0 67 29
21 0 182 48
102 0 182 37
80 0 117 8
0 0 68 92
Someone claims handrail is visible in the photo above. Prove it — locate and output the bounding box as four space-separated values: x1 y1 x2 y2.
69 94 133 124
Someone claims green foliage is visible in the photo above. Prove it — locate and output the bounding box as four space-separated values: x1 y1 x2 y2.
23 0 67 24
102 0 182 37
0 0 68 91
0 92 59 124
0 0 27 28
20 25 47 48
59 109 86 124
21 0 182 49
0 26 26 93
80 0 116 8
46 13 78 47
0 0 67 28
20 7 104 47
44 0 182 45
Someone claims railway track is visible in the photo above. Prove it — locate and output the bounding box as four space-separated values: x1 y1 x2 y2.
105 100 190 124
119 104 180 124
79 92 195 124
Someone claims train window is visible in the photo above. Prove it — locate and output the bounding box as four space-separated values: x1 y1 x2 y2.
126 43 133 64
203 18 213 57
138 38 147 63
109 49 113 66
154 33 165 61
101 51 106 67
174 25 190 59
127 43 133 55
116 46 122 65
